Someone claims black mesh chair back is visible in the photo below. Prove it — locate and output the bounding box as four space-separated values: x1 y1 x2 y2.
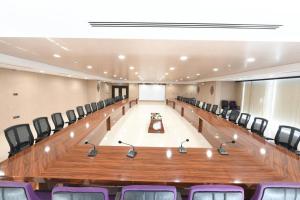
206 104 212 112
111 98 115 104
251 117 268 137
33 117 51 142
228 110 240 123
211 105 218 114
91 102 98 112
237 113 251 128
202 102 206 110
84 104 92 115
66 110 77 124
220 108 229 119
275 125 300 150
51 112 65 133
229 101 238 110
76 106 85 120
98 101 105 110
195 100 200 108
104 99 110 106
4 124 34 157
221 100 229 109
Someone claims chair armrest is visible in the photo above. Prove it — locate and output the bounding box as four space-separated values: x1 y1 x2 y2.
264 137 274 141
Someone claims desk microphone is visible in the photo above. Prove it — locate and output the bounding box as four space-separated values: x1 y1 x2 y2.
118 140 137 158
85 140 98 157
218 140 236 155
178 139 189 153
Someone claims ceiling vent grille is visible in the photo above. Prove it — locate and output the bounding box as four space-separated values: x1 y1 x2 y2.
89 22 282 30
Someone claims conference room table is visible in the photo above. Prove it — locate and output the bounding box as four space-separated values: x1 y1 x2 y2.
0 98 299 190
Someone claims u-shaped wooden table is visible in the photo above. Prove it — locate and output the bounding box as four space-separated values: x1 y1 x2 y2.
0 98 299 189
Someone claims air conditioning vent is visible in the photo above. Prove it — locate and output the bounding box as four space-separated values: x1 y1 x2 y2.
89 22 282 30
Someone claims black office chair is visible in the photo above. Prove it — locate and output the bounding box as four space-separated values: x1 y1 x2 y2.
98 101 105 110
229 101 239 110
219 108 229 119
211 105 218 114
237 113 251 128
91 102 98 112
228 110 240 123
84 104 92 115
33 117 52 142
51 112 65 133
76 106 85 120
202 102 206 110
66 110 77 125
221 100 229 109
206 104 212 112
195 100 200 108
4 124 34 157
250 117 268 137
266 125 300 151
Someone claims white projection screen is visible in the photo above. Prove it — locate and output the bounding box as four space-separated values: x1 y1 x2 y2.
139 84 166 101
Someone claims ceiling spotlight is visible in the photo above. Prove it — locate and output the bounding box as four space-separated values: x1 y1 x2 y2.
180 56 188 61
113 74 117 77
213 68 219 72
246 57 256 63
67 75 72 77
180 78 183 81
53 54 61 58
118 54 126 60
84 77 88 80
104 71 108 74
129 66 135 70
86 65 93 69
165 72 169 75
175 80 178 82
169 67 175 70
196 73 200 76
120 77 123 80
186 76 190 79
227 64 231 67
135 72 139 75
39 70 45 73
74 61 79 64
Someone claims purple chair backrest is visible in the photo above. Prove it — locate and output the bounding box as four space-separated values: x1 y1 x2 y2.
251 182 300 200
188 185 244 200
52 186 109 200
121 185 177 200
0 181 40 200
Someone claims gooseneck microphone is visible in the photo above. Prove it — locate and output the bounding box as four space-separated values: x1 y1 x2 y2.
85 140 98 157
118 140 137 158
178 139 189 153
218 140 236 155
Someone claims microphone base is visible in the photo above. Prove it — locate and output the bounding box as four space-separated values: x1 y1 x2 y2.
87 149 98 157
178 147 187 154
127 149 137 158
218 147 229 155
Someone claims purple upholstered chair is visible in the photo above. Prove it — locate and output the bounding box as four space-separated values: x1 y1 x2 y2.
188 185 244 200
251 182 300 200
52 186 109 200
120 185 177 200
0 181 42 200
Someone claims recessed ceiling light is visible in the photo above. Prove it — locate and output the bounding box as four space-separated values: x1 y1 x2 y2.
119 77 123 80
180 78 183 81
227 64 231 67
129 66 135 70
186 76 190 79
213 68 219 72
74 61 79 64
175 80 178 82
135 72 138 75
86 65 93 69
180 56 188 61
53 54 61 58
246 57 256 62
67 75 72 77
165 72 169 75
196 73 200 76
118 54 126 60
39 70 45 73
169 67 175 70
124 78 127 80
113 74 117 77
104 71 108 74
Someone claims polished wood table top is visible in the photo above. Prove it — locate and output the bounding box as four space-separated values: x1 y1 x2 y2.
148 119 165 134
0 98 299 187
